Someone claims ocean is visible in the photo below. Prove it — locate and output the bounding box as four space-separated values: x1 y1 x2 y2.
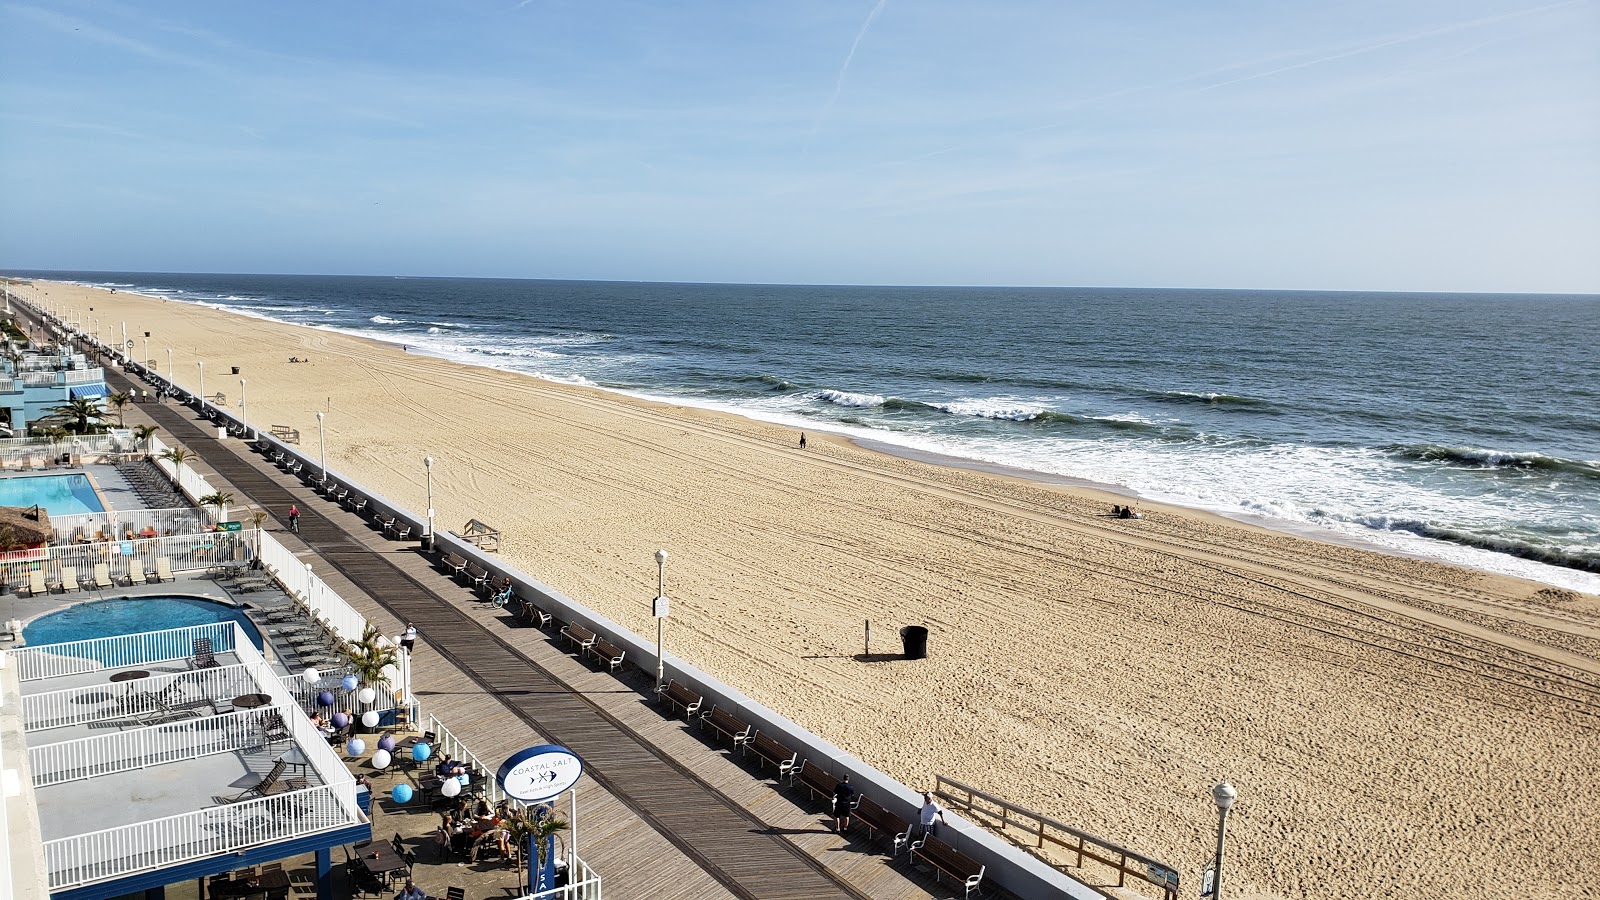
18 271 1600 593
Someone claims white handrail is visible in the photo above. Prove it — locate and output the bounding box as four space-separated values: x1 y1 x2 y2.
5 622 235 681
21 662 253 731
512 857 602 900
233 624 360 795
29 705 284 787
258 531 368 645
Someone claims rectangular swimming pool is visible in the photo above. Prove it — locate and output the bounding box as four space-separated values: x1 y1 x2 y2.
0 473 106 516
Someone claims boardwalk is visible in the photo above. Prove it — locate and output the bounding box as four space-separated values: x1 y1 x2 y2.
101 363 970 900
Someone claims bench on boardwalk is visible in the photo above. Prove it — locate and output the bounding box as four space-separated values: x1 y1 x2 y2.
560 622 597 653
908 834 985 898
742 731 798 780
383 518 412 540
656 680 702 719
588 637 626 673
698 705 752 748
513 596 551 628
855 796 915 854
794 760 841 801
439 553 468 580
347 495 368 515
463 562 491 592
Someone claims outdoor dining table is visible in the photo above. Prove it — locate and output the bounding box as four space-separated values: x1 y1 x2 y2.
109 670 150 684
231 693 272 710
353 840 408 883
208 867 288 899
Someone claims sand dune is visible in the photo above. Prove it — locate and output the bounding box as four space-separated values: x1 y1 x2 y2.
22 281 1600 900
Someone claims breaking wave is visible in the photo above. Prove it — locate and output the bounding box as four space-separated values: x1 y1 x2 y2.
1393 445 1600 480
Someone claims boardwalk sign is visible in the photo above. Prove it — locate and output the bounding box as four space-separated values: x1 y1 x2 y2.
497 744 583 803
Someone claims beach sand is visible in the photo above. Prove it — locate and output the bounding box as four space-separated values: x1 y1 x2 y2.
21 281 1600 900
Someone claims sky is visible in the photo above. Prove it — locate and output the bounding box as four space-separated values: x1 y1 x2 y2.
1 0 1597 292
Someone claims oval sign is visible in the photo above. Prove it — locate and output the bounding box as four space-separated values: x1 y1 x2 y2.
497 744 583 803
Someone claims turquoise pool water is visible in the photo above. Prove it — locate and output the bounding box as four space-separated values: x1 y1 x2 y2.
23 596 265 652
0 473 105 515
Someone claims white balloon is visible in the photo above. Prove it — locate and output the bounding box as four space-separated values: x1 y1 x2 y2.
301 668 320 684
370 749 391 770
357 687 377 705
361 710 379 728
379 664 399 685
440 777 462 798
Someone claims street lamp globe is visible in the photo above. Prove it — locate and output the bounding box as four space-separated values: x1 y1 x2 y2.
655 548 668 566
1213 781 1236 812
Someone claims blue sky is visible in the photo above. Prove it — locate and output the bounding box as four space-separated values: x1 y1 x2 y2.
2 1 1596 292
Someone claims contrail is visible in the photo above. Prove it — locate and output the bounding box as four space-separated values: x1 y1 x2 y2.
807 0 890 150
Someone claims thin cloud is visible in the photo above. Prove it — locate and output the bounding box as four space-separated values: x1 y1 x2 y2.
807 0 889 150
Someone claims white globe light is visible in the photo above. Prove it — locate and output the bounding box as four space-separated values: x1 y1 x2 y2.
361 710 380 728
440 777 462 798
301 668 320 684
380 664 399 685
371 749 391 770
357 687 377 704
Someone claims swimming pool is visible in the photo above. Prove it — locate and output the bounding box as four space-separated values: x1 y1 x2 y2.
0 473 106 515
23 595 265 652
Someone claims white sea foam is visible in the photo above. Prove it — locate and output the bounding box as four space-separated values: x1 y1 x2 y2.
810 389 885 408
370 315 404 325
933 398 1046 421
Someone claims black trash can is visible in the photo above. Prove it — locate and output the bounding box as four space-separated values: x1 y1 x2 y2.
900 625 929 659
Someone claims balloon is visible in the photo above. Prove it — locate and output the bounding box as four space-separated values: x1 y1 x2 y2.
341 675 360 691
412 742 432 762
331 712 349 729
371 749 391 770
302 668 320 684
380 664 399 686
377 735 397 752
316 691 335 707
361 710 379 728
391 784 414 804
357 687 377 704
440 777 461 798
346 738 366 756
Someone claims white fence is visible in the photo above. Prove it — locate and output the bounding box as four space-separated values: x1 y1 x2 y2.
259 532 368 646
6 622 237 682
148 433 218 506
21 663 253 732
517 858 602 900
47 507 213 544
0 431 140 468
0 529 255 596
29 704 285 787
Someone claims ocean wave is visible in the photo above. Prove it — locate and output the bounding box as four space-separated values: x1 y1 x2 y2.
931 399 1048 421
370 315 404 325
1156 390 1271 408
810 389 886 408
756 374 798 391
1393 444 1600 479
1350 515 1600 573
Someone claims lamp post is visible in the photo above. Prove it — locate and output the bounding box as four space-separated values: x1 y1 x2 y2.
167 347 173 379
316 411 327 485
239 378 248 439
197 361 205 409
653 549 669 693
423 456 435 552
143 331 150 368
1210 781 1237 900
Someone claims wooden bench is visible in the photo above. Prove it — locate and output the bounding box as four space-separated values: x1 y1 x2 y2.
698 705 752 748
908 834 985 898
440 553 468 580
656 680 702 718
560 622 597 653
463 562 491 591
347 496 368 515
588 638 626 673
742 731 798 779
794 760 842 801
855 796 915 854
383 518 412 539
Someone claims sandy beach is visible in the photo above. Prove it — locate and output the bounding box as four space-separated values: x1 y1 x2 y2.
20 281 1600 900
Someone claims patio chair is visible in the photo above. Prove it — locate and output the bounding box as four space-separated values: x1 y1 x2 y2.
191 637 223 670
262 711 291 747
93 563 113 589
125 559 149 586
22 570 46 597
57 567 80 594
220 759 305 803
154 557 174 583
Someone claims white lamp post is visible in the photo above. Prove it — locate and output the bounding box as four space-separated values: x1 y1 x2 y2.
653 549 669 692
423 456 435 552
1211 781 1237 900
167 347 173 379
197 361 205 410
239 378 248 439
316 411 327 485
142 331 150 368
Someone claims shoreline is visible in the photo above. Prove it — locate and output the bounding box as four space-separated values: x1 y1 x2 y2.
14 278 1600 900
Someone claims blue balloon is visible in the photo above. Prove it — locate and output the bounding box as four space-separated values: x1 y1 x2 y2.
331 712 349 729
346 738 366 757
391 784 414 804
341 674 360 692
412 742 432 762
316 691 335 707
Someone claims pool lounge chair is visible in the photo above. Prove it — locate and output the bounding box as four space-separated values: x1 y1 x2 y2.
56 567 80 594
22 570 46 597
155 557 174 583
125 559 149 586
191 637 222 670
93 563 113 589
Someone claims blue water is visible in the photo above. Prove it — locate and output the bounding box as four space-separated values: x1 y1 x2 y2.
15 270 1600 592
0 473 106 515
23 596 265 652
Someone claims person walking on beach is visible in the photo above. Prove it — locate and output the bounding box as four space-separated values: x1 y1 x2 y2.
287 503 300 533
799 432 808 450
401 622 418 654
832 774 857 832
918 791 948 838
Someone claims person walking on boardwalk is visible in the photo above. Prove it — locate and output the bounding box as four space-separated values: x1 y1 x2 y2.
287 503 300 533
832 774 857 832
799 432 807 450
401 622 418 654
918 791 948 838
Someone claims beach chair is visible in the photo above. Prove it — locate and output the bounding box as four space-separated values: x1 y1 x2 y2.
220 759 305 803
191 637 222 670
155 557 174 583
93 563 113 589
22 570 46 597
58 567 80 594
125 559 149 586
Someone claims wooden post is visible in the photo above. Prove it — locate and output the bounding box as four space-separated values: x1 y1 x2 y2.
864 620 870 656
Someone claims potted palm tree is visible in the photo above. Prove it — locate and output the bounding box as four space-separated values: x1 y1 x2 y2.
157 447 193 494
344 624 397 733
133 424 157 451
107 391 131 426
508 808 569 892
197 491 233 525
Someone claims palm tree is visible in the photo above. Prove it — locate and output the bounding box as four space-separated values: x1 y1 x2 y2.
197 491 233 523
158 447 194 491
508 809 569 891
133 424 157 450
250 509 268 556
47 396 103 434
107 391 131 425
344 624 397 689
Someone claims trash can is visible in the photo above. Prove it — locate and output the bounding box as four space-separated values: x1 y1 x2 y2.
900 625 929 659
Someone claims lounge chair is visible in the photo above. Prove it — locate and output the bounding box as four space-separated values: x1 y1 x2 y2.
58 567 80 593
191 637 222 670
155 557 174 583
22 570 46 597
93 563 113 589
125 559 148 586
220 759 305 803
